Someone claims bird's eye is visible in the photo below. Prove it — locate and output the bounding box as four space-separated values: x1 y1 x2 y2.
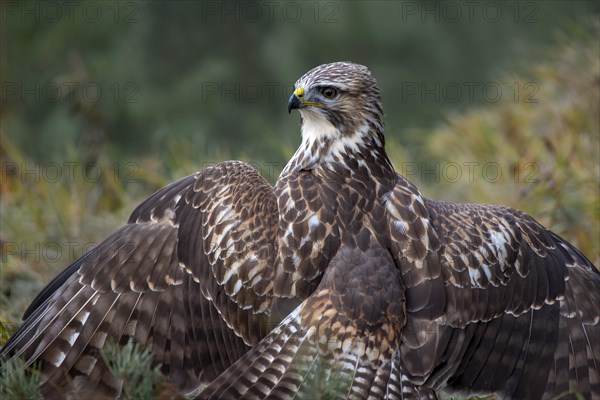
320 87 338 100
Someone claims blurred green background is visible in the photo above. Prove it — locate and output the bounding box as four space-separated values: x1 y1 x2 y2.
1 1 599 330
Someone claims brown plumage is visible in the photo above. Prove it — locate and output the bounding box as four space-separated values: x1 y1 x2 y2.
1 62 598 400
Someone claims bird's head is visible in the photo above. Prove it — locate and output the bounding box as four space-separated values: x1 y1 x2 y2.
288 62 384 141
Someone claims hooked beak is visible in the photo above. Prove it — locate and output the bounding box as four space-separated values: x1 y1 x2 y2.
287 86 324 114
288 93 302 113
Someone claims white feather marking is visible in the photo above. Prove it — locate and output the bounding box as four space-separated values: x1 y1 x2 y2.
298 119 370 164
300 112 338 142
285 225 295 237
481 263 493 282
286 198 295 211
78 310 90 325
291 253 301 268
489 229 509 265
311 240 325 256
160 208 176 226
469 268 482 287
394 220 408 234
224 237 235 254
64 327 80 346
145 278 154 293
231 279 243 295
50 350 67 367
414 259 424 270
339 357 357 370
221 267 235 285
179 261 193 275
308 215 320 228
327 125 369 162
215 206 234 225
385 199 402 219
287 323 299 335
219 221 236 238
300 236 310 247
413 194 426 208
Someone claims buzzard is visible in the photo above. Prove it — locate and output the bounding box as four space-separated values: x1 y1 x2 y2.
1 62 599 399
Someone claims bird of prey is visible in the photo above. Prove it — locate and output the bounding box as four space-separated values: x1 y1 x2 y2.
1 62 599 400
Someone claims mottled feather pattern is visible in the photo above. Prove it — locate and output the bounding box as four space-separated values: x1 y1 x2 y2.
412 200 600 398
1 161 276 396
177 162 278 345
2 62 599 399
199 247 408 399
272 171 340 305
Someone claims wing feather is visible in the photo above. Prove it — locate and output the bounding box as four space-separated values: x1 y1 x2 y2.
408 198 600 398
1 161 277 397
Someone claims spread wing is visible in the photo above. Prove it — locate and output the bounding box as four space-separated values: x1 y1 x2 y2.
0 161 278 398
198 247 438 400
387 184 600 399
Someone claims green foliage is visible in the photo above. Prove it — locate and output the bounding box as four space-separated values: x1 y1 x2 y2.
101 339 165 400
0 340 176 399
298 355 354 399
0 358 43 400
0 321 9 346
0 132 142 326
2 1 598 162
417 21 599 266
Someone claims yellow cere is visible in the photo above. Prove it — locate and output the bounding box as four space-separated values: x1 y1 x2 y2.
293 86 324 107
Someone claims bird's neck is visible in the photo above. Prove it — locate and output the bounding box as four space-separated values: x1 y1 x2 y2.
281 116 395 181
